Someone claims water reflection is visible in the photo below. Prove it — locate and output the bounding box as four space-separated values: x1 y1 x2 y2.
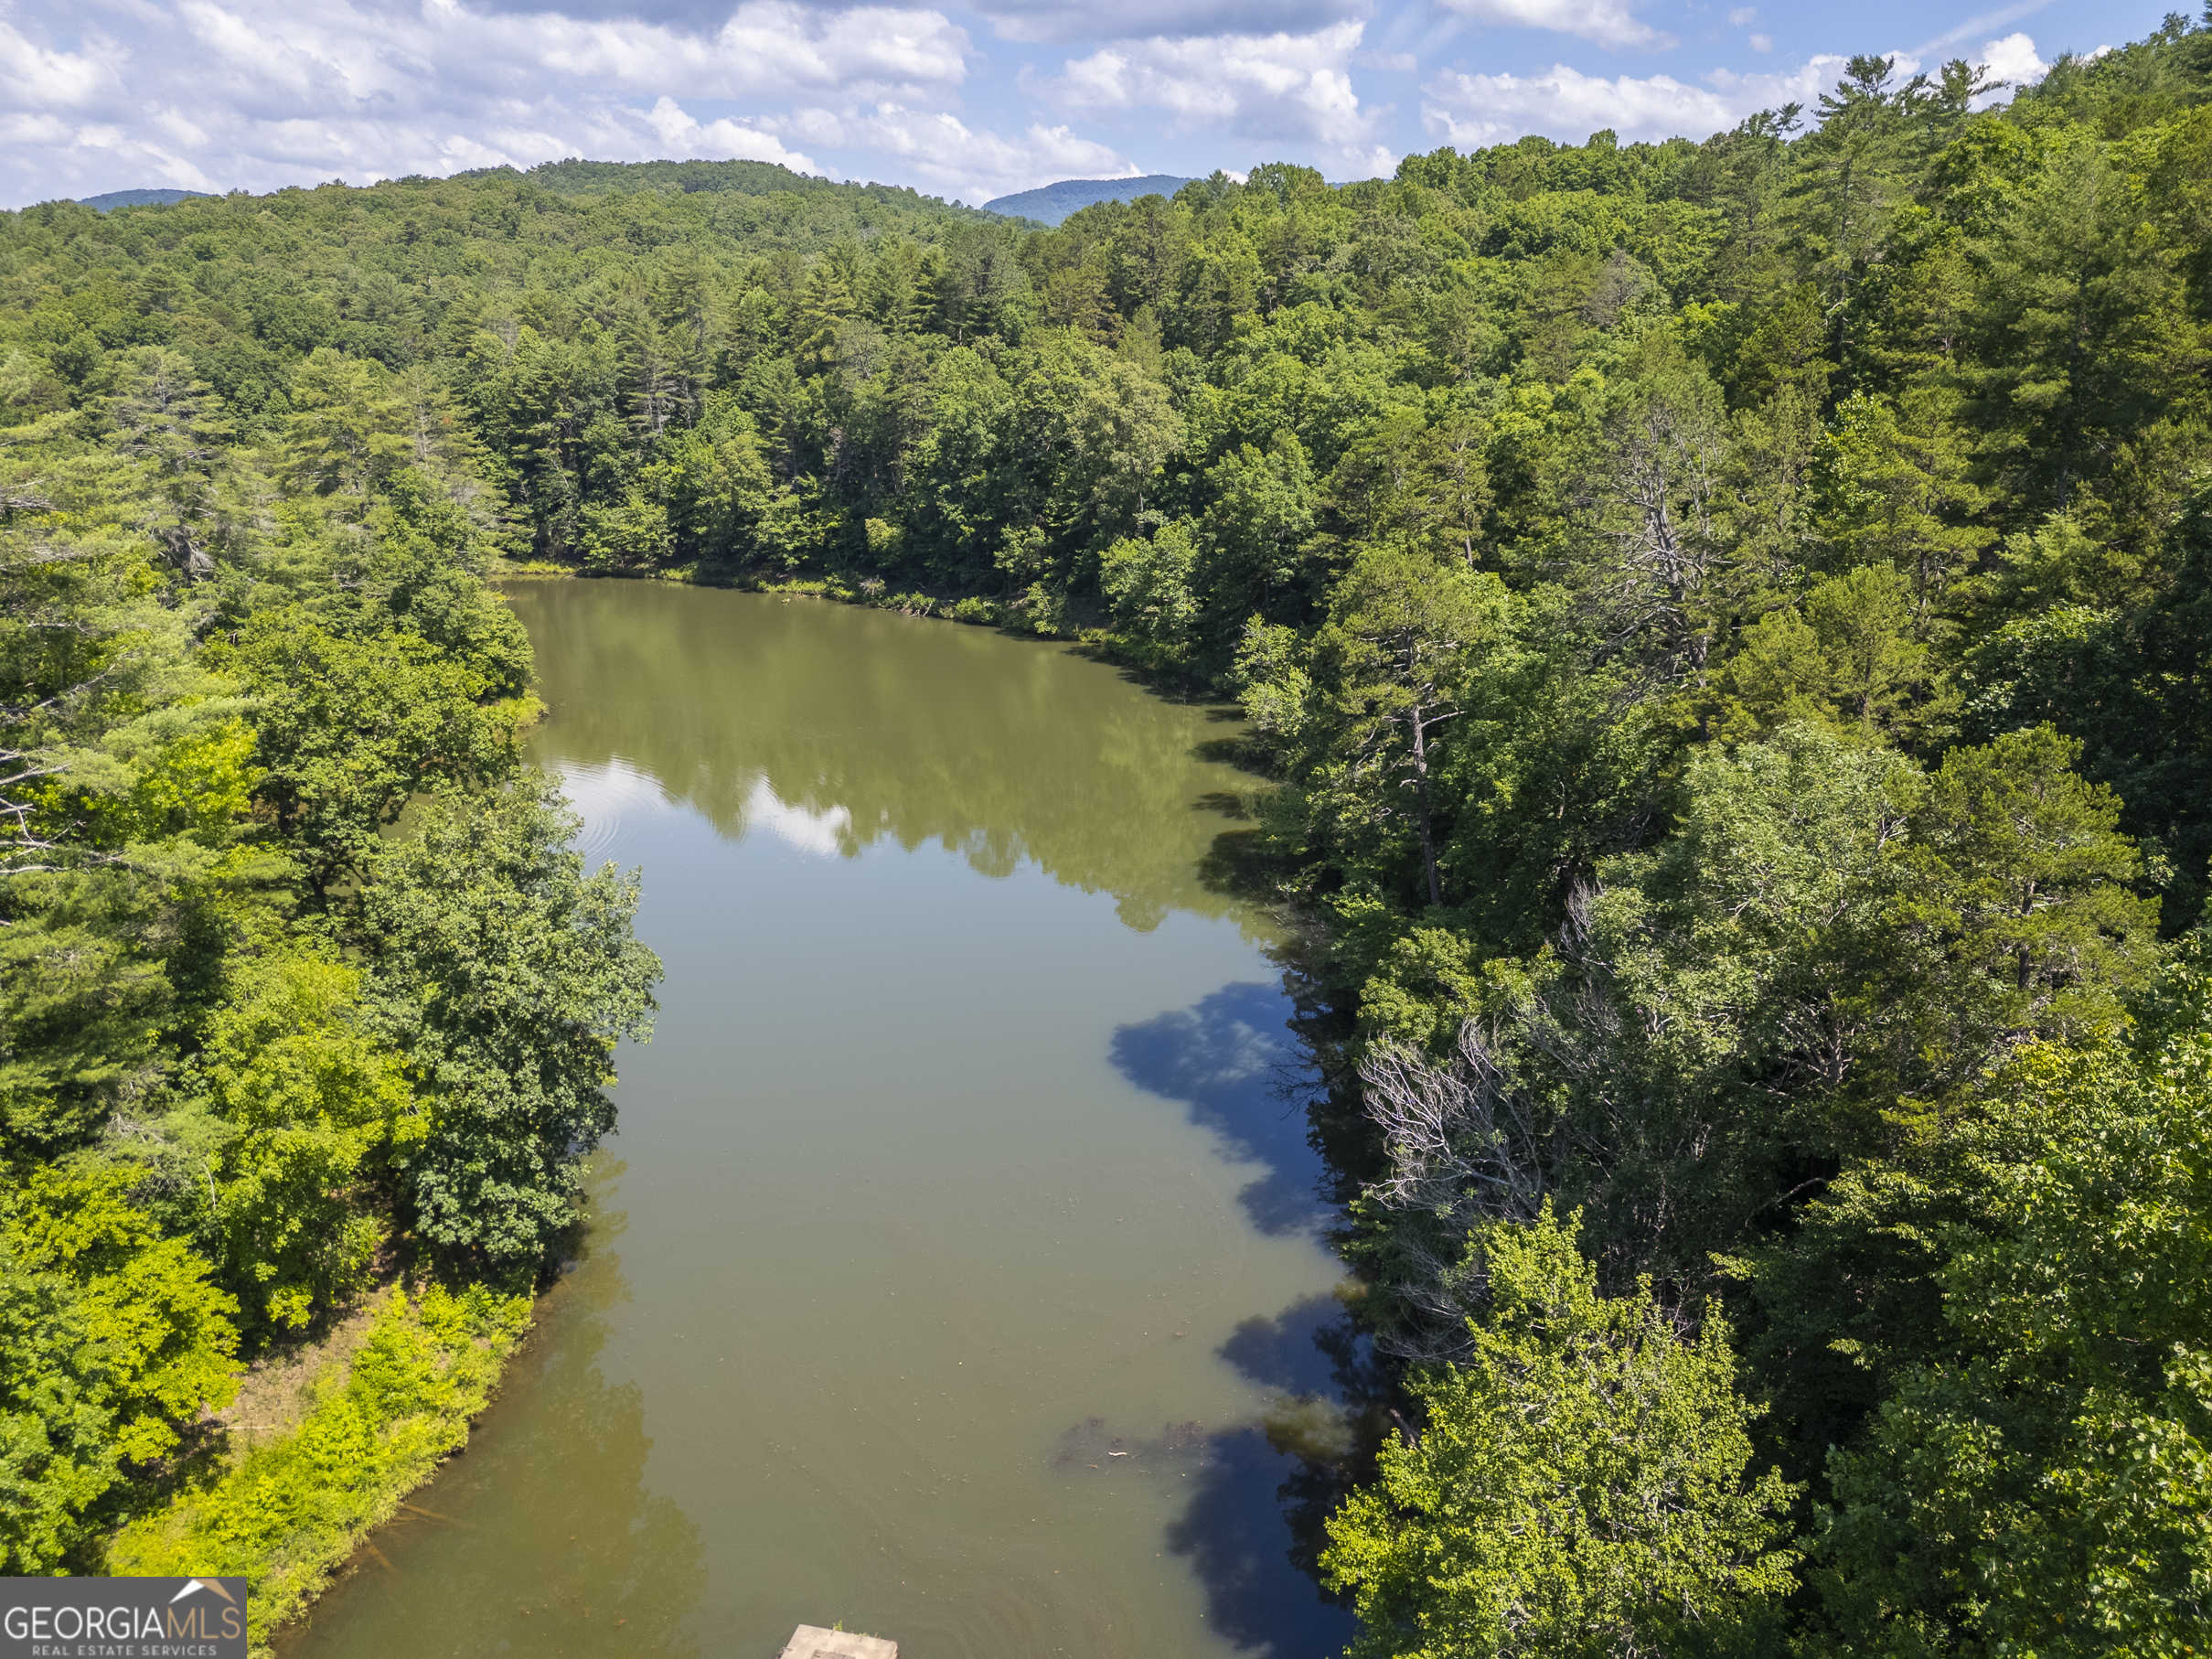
1221 1295 1354 1400
509 581 1264 934
1110 983 1334 1238
289 583 1370 1659
1164 1423 1356 1659
1162 1296 1396 1659
1107 985 1382 1657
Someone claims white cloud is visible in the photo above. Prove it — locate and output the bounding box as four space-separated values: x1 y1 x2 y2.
1726 5 1755 23
803 102 1130 201
645 96 820 170
1436 0 1672 52
1977 31 2047 90
978 0 1362 45
1748 32 1771 52
1425 54 1846 148
0 0 987 205
1042 20 1392 175
162 0 970 109
1704 54 1862 112
0 18 116 110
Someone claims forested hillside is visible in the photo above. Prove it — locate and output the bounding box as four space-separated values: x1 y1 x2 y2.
0 191 661 1600
8 14 2212 1654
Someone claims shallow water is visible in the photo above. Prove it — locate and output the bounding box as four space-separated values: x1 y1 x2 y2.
284 582 1357 1659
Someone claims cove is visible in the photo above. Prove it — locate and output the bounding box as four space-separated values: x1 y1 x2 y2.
283 581 1359 1659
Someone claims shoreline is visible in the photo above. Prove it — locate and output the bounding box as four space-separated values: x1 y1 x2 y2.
106 1282 534 1657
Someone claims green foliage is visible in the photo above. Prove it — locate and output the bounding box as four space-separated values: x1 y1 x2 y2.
188 954 418 1332
1322 1204 1798 1658
1719 563 1934 739
108 1283 529 1652
1254 546 1511 907
225 612 524 899
1101 519 1200 664
1791 993 2212 1654
0 188 656 1596
0 1165 238 1571
364 783 658 1275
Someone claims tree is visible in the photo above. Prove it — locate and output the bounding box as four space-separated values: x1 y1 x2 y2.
1719 562 1931 739
186 953 418 1331
1811 989 2212 1655
1814 391 1988 610
281 349 411 507
1322 1204 1798 1659
0 1164 238 1571
1198 431 1320 653
229 613 523 901
362 783 659 1277
1100 519 1200 664
1244 549 1510 911
1322 550 1507 907
1898 723 2159 1058
1582 356 1740 684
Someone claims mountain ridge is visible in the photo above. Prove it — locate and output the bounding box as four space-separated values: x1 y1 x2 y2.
982 174 1197 225
78 187 211 212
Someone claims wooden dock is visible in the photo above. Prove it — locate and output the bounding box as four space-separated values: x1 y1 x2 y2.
777 1626 897 1659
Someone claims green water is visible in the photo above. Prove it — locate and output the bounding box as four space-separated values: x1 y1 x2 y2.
283 582 1356 1659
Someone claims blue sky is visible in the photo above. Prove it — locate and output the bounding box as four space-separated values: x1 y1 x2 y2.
0 0 2181 209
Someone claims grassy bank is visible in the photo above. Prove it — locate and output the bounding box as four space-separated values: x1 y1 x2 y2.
108 1284 531 1655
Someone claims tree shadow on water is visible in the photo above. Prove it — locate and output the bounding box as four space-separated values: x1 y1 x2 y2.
1160 1296 1399 1656
1108 982 1332 1237
1164 1425 1359 1658
1222 1294 1362 1399
1109 990 1388 1654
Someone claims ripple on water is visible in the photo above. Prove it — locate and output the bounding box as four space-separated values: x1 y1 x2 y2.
554 756 664 865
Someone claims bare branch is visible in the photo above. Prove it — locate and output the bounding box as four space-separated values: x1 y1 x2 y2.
1362 1022 1553 1225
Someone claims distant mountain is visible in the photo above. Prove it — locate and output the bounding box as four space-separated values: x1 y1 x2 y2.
507 157 998 219
982 175 1196 226
79 188 211 212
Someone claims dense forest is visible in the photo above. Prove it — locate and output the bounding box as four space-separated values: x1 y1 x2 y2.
8 12 2212 1654
0 169 663 1616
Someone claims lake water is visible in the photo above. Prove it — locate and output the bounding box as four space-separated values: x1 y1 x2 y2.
283 581 1358 1659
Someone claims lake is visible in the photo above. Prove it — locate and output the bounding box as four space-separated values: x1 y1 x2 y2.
283 580 1359 1659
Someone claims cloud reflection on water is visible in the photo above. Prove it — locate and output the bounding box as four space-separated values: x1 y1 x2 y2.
1108 981 1334 1239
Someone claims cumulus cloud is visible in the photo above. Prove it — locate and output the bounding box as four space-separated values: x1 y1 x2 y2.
644 96 819 169
1423 36 2057 155
977 0 1362 45
1424 55 1845 148
1703 55 1862 114
1041 20 1393 176
0 17 118 111
160 0 970 108
1437 0 1672 52
1977 31 2048 91
0 0 1021 204
789 102 1129 200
